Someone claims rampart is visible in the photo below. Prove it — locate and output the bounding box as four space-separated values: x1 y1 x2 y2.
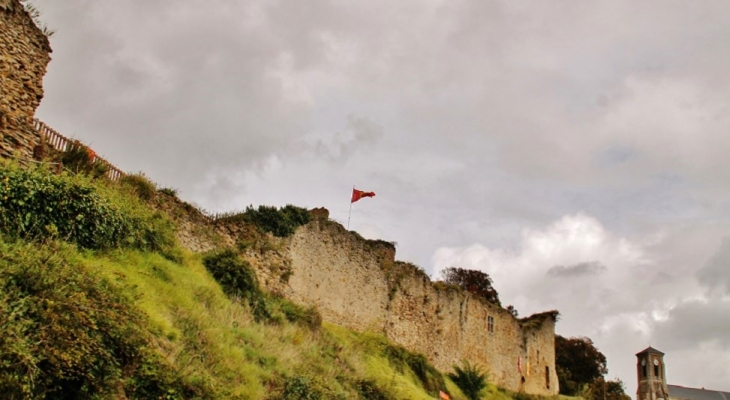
0 0 51 161
204 213 560 395
277 218 558 395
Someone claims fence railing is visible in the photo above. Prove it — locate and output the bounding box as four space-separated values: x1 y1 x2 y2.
32 118 125 181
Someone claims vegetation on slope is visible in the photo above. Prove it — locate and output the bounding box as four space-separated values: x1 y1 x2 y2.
0 161 477 399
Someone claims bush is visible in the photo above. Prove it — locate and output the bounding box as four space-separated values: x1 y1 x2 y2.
0 239 185 399
202 248 269 321
282 376 324 400
382 342 445 394
120 173 157 201
448 361 488 400
56 140 108 179
354 379 391 400
219 204 311 237
278 300 322 330
0 162 177 253
159 187 179 197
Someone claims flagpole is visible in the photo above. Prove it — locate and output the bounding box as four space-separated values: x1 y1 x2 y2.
347 185 354 230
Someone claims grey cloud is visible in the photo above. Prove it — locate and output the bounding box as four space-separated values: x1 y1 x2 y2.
697 237 730 293
654 295 730 348
547 261 607 277
311 115 384 163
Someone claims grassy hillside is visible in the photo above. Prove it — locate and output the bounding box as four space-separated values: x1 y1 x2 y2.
0 160 572 399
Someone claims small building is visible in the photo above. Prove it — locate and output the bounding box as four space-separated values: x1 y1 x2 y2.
635 347 730 400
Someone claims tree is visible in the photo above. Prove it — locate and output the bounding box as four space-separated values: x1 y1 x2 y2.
584 378 631 400
441 267 501 306
555 335 607 395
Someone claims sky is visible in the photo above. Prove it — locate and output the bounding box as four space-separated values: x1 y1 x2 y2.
32 0 730 393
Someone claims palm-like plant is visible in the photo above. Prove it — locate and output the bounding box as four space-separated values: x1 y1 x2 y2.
448 361 488 400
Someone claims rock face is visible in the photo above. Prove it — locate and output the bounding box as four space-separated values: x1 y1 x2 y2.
264 218 559 395
0 1 51 162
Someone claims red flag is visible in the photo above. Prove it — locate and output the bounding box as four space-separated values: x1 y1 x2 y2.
351 188 375 203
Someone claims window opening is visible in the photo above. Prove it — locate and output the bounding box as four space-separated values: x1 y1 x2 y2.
487 316 494 333
545 366 550 389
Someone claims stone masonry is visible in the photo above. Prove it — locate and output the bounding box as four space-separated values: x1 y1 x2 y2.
0 0 51 162
245 216 560 396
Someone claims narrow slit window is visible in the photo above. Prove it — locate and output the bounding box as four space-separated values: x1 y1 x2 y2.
487 316 494 333
545 366 550 389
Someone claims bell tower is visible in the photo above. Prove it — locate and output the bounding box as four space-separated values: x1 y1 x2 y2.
636 347 669 400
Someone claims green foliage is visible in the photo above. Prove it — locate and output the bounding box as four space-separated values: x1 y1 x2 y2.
0 239 185 399
159 187 179 197
448 361 488 400
219 204 311 237
583 377 632 400
354 379 391 400
202 248 269 320
283 376 324 400
382 342 445 394
54 140 108 179
120 173 157 201
278 299 323 330
0 162 177 253
441 267 501 306
555 335 608 395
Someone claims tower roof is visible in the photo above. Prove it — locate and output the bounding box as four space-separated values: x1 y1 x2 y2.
636 346 665 356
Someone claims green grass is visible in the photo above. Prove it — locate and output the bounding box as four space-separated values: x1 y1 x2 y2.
0 234 463 399
0 163 582 399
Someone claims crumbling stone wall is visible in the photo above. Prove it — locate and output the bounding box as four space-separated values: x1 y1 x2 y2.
0 0 52 161
278 218 559 395
172 209 560 395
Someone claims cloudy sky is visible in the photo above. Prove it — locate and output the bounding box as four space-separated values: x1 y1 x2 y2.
32 0 730 393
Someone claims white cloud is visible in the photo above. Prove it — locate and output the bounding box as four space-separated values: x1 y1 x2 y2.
432 213 729 392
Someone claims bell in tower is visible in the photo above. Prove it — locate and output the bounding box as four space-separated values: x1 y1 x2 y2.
636 347 669 400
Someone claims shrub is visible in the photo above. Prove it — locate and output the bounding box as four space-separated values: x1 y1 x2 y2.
282 376 323 400
159 187 179 197
278 300 322 330
56 140 108 179
441 267 501 306
448 361 488 400
202 248 269 321
0 162 177 253
120 173 157 201
382 342 444 394
223 204 311 237
0 239 185 399
354 379 391 400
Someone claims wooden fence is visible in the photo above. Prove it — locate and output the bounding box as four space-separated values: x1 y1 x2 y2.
32 119 125 181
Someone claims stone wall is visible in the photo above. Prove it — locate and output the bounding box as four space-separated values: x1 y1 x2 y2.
271 217 559 395
0 0 51 161
169 207 560 395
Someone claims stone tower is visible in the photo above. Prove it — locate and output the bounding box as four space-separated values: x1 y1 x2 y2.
636 347 669 400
